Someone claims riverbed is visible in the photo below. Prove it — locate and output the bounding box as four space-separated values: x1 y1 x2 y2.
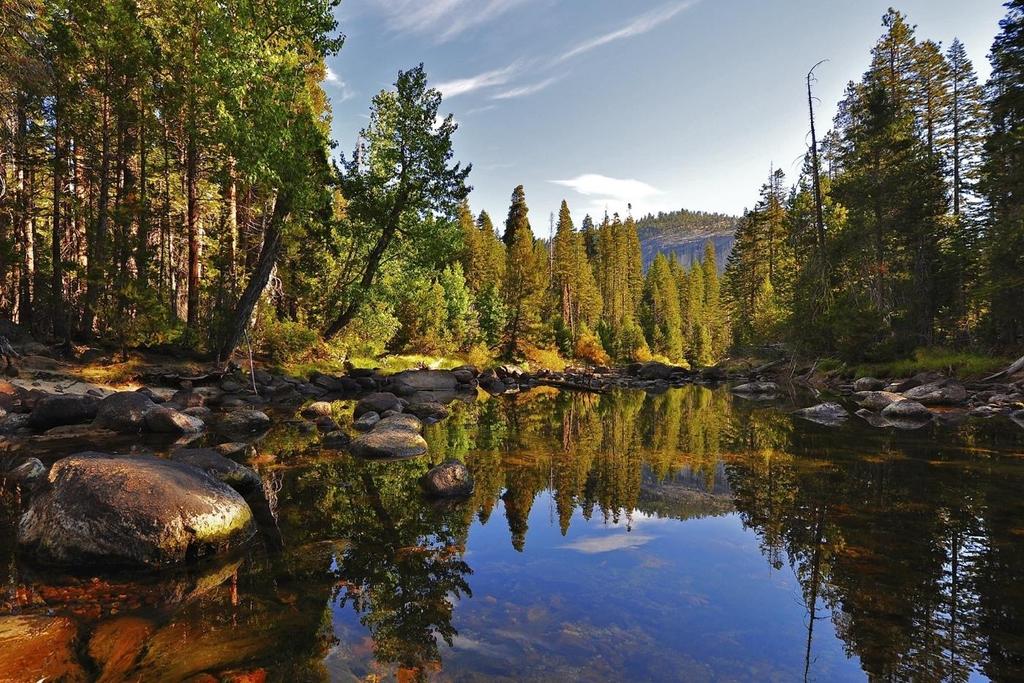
3 384 1024 681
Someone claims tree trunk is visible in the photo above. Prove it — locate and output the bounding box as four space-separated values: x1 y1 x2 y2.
225 158 237 296
14 96 32 327
186 130 200 331
82 90 111 338
52 99 67 340
136 97 149 290
219 191 291 361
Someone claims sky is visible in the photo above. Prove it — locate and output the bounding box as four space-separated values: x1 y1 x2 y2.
323 0 1008 234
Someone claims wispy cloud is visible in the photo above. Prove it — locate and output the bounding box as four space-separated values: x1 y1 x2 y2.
370 0 529 42
491 75 561 100
436 61 522 98
551 174 662 202
323 67 355 101
557 1 696 63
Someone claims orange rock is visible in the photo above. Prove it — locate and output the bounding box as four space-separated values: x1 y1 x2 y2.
88 615 156 683
0 614 86 682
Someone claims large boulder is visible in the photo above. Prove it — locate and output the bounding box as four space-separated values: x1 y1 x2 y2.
903 380 968 405
93 391 158 433
354 392 403 419
28 394 100 430
854 391 904 411
349 414 427 460
420 460 474 498
792 402 849 426
18 453 256 568
390 370 459 392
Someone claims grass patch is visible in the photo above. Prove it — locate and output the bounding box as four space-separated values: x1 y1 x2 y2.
854 347 1011 379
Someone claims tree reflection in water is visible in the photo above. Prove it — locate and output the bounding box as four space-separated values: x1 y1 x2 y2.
2 386 1024 680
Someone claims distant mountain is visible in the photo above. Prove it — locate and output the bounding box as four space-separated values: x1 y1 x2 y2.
636 209 740 272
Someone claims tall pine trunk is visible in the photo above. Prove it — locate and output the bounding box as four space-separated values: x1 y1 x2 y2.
52 99 67 340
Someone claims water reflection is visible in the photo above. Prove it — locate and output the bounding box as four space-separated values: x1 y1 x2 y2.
1 385 1024 680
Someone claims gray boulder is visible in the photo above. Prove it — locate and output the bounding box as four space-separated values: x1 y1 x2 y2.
406 401 449 422
881 399 933 422
349 414 427 460
28 394 100 430
217 409 271 435
353 411 381 432
732 381 779 397
18 453 255 568
93 391 158 433
169 448 262 496
391 370 459 392
2 457 46 492
792 402 849 426
354 392 403 418
145 406 205 434
903 380 968 405
421 460 474 498
853 377 886 392
300 401 334 418
854 391 904 411
322 431 352 449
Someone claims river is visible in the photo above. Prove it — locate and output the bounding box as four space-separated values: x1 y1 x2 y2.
3 385 1024 681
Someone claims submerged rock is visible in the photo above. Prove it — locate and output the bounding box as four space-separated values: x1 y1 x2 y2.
421 460 474 498
322 430 352 449
792 402 849 426
0 615 86 682
18 453 256 568
28 394 100 430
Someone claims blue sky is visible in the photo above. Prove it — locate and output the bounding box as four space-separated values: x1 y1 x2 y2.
323 0 1007 233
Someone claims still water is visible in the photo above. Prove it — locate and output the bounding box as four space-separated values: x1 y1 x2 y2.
3 385 1024 681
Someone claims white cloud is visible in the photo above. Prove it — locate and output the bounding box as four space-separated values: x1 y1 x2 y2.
561 533 655 554
557 1 697 62
323 67 355 101
436 61 522 98
492 75 561 100
370 0 529 42
551 174 662 202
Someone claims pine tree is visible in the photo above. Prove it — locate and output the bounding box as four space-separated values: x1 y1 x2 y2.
982 0 1024 344
640 254 683 360
552 200 601 343
502 185 529 248
500 185 545 356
